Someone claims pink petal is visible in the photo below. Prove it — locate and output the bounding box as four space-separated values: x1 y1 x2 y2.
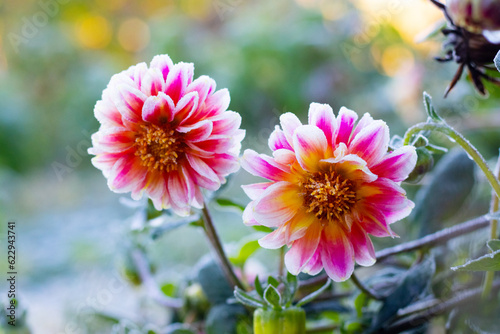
141 68 166 96
357 206 394 237
273 149 296 165
308 103 336 147
195 135 237 153
94 99 123 127
253 181 302 228
177 120 213 142
321 224 355 282
111 84 147 123
241 182 272 200
258 224 287 249
349 120 390 166
130 62 148 89
186 154 220 191
285 211 317 244
302 248 323 275
240 149 293 181
350 112 374 142
350 223 376 267
322 154 378 184
168 168 192 210
91 151 131 178
334 106 358 145
210 111 241 136
94 128 135 153
371 146 417 182
197 88 230 119
150 54 174 81
186 75 216 107
284 221 322 275
165 62 194 103
293 125 327 172
243 201 259 226
144 171 167 210
280 113 302 145
268 127 293 151
142 92 175 124
208 153 240 178
174 91 199 124
108 154 147 193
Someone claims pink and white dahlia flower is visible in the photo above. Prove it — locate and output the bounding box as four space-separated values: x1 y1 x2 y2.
241 104 417 282
89 55 244 215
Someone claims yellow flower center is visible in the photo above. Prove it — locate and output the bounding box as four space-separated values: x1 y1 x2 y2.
300 167 357 222
135 123 184 172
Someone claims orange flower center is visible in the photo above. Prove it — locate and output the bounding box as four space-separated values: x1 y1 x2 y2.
135 123 184 172
300 167 357 222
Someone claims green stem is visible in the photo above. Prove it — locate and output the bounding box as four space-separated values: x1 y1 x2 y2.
351 271 381 300
403 122 500 200
482 153 500 298
201 201 245 290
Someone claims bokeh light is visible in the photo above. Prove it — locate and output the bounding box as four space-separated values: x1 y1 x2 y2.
118 17 150 52
75 14 112 49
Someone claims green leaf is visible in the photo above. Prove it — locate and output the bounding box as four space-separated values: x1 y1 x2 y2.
411 148 475 237
150 215 200 240
488 239 500 252
451 249 500 272
215 198 245 212
423 92 442 122
252 225 273 233
264 285 282 310
495 50 500 72
160 282 177 297
370 256 435 332
296 279 331 307
234 287 265 308
255 275 264 298
146 198 163 220
197 257 233 305
354 292 368 318
411 134 429 148
267 276 280 288
284 272 298 307
229 239 260 267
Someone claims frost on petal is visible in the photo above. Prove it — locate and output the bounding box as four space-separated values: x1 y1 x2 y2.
285 211 317 244
371 146 417 182
165 62 194 103
350 112 374 142
211 111 241 136
253 181 302 228
349 223 376 267
186 75 216 107
241 149 293 181
303 247 323 275
292 125 327 172
280 113 302 145
197 88 230 120
284 221 322 275
349 120 390 166
273 149 296 165
144 171 167 208
322 154 377 184
243 201 259 226
150 54 174 81
308 103 336 147
173 91 199 124
94 128 136 153
356 206 395 238
177 120 213 142
334 106 358 145
142 92 175 124
141 68 166 96
94 99 123 128
321 224 355 282
110 84 148 124
269 126 293 151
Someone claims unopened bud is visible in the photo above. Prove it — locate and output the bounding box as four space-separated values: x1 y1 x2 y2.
406 147 434 183
253 307 306 334
447 0 500 33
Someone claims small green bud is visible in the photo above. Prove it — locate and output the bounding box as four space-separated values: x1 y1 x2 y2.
183 283 210 314
253 307 306 334
406 147 434 183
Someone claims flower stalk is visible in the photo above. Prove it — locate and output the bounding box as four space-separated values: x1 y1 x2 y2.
482 152 500 298
201 202 245 290
403 122 500 200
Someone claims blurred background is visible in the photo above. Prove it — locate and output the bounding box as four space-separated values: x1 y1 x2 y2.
1 0 500 332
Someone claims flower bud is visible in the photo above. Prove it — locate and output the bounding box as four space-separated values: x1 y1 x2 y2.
406 147 434 183
447 0 500 33
253 307 306 334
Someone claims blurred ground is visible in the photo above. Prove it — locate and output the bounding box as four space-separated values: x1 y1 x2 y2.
1 0 500 332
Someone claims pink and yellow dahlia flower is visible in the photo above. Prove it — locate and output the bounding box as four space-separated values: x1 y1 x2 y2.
89 55 244 215
241 104 417 282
